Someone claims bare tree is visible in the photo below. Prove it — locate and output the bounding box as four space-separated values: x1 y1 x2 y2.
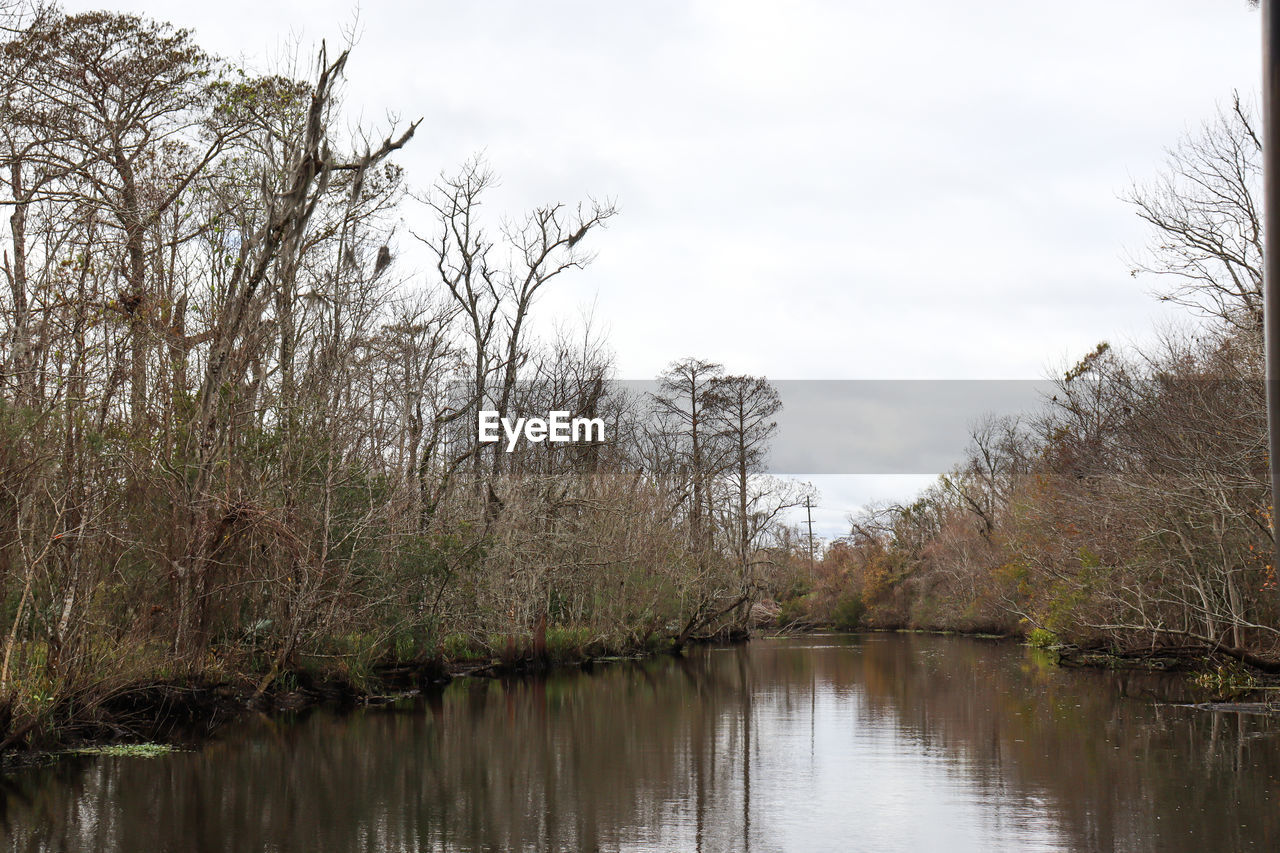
0 6 805 749
415 156 616 520
652 358 725 558
1127 94 1262 331
707 375 780 569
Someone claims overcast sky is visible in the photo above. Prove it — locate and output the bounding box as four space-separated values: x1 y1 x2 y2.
64 0 1264 535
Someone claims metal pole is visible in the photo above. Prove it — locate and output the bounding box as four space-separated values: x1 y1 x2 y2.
805 497 815 572
1265 1 1280 580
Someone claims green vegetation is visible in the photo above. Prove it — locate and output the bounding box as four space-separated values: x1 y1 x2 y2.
1027 629 1059 650
831 594 865 632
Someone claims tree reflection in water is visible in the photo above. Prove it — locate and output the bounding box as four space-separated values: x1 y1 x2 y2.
3 635 1278 852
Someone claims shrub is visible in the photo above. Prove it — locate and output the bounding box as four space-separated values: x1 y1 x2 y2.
832 594 865 631
776 595 811 627
1027 627 1059 649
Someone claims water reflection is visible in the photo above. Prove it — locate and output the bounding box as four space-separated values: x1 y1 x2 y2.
3 635 1278 851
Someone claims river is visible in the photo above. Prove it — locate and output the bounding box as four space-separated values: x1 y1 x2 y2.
2 634 1278 851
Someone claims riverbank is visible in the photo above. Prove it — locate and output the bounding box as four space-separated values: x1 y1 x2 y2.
0 631 726 769
13 625 1280 769
789 620 1280 706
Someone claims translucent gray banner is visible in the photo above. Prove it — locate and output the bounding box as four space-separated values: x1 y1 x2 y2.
613 379 1055 475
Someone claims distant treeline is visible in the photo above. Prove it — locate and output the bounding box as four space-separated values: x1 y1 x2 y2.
0 6 810 749
792 93 1279 666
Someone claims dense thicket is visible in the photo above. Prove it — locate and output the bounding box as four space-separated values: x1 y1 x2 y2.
794 94 1280 664
0 6 806 747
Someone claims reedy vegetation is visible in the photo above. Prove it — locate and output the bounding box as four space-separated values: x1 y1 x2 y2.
0 6 806 748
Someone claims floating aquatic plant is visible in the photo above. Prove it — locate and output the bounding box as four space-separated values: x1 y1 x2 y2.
62 743 178 759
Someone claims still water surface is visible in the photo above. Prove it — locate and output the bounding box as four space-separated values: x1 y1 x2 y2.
3 634 1279 852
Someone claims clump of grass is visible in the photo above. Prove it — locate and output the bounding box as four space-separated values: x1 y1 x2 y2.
441 633 483 662
545 626 593 662
62 743 179 759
